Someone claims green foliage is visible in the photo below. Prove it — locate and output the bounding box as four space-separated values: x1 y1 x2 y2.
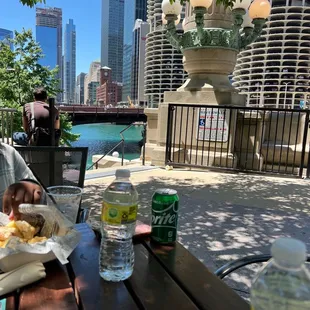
170 0 236 8
0 29 60 106
0 29 79 145
19 0 45 7
60 113 80 146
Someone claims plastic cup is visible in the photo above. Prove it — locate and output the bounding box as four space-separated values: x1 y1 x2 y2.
47 186 83 224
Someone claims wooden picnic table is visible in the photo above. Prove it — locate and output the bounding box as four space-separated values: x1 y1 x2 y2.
5 224 250 310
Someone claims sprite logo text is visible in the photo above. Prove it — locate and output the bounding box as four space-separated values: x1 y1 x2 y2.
152 202 178 229
152 213 176 226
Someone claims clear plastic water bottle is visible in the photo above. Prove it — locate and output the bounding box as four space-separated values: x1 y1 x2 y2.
99 169 138 281
251 238 310 310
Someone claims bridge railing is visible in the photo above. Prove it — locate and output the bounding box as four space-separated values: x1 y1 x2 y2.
0 107 17 145
58 106 144 114
87 122 147 170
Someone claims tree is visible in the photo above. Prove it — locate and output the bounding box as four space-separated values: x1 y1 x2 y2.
0 29 79 145
0 30 60 106
19 0 45 7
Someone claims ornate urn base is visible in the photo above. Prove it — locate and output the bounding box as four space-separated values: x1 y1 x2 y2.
175 48 244 106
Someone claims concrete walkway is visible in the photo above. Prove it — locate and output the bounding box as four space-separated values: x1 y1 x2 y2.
83 168 310 295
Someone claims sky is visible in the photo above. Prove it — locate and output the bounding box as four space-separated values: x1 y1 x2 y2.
0 0 101 74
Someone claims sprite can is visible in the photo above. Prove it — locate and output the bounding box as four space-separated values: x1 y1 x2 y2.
151 189 179 244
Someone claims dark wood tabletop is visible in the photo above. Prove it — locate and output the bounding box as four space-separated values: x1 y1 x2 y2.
4 224 250 310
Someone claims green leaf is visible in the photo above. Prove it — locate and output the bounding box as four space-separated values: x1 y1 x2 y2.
59 113 80 146
19 0 46 8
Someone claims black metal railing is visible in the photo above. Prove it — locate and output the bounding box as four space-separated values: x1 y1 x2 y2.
0 107 17 145
88 122 147 170
15 146 88 187
166 104 310 177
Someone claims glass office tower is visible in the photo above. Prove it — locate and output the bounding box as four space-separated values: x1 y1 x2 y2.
101 0 125 83
36 7 62 102
0 28 13 50
64 19 76 104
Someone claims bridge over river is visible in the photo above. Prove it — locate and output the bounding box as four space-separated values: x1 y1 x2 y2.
58 105 146 124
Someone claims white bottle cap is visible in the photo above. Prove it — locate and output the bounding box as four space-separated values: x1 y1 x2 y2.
271 238 307 266
115 169 130 178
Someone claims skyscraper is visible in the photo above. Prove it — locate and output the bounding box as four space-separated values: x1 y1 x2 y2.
122 0 147 100
84 61 101 104
0 28 13 50
122 44 133 101
233 0 310 108
36 7 62 102
88 81 100 105
101 0 124 83
76 73 86 105
135 0 147 21
64 19 76 104
131 19 149 106
145 0 186 107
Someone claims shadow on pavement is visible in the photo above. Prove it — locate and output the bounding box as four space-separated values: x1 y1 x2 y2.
83 170 310 296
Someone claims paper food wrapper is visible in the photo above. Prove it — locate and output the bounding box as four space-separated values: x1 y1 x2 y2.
0 261 46 296
0 204 81 272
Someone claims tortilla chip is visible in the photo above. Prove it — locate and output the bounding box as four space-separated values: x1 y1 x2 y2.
0 227 14 241
28 236 47 244
14 221 35 240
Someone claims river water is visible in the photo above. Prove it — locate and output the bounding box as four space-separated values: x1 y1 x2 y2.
71 123 143 168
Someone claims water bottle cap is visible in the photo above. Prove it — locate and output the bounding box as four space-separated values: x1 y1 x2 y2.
271 238 307 266
115 169 130 178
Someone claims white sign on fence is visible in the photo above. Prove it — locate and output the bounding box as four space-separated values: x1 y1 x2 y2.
197 108 230 142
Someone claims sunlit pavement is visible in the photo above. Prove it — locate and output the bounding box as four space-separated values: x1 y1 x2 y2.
83 168 310 296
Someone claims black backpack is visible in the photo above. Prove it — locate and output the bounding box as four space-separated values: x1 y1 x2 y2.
29 102 61 146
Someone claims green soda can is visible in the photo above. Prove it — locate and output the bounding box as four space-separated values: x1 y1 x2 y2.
151 189 179 244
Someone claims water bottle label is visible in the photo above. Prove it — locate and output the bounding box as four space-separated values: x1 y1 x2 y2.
101 202 137 225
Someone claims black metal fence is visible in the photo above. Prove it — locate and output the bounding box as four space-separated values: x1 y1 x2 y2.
0 108 16 145
166 104 310 178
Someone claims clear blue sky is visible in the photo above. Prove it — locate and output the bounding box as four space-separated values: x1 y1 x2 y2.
0 0 101 74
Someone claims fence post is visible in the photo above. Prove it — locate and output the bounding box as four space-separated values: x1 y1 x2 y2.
49 98 56 186
142 123 147 166
10 110 13 145
306 112 310 178
1 111 3 143
121 140 125 166
299 111 309 178
165 104 174 165
5 111 9 144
